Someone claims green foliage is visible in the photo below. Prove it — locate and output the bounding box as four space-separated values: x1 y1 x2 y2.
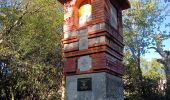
123 0 165 58
0 0 63 99
142 59 165 79
123 0 170 99
124 53 166 100
123 52 143 100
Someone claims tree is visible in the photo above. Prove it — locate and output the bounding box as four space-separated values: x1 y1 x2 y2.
0 0 63 99
148 36 170 99
146 2 170 98
142 59 165 79
123 0 169 98
142 59 166 100
124 53 166 100
123 52 143 100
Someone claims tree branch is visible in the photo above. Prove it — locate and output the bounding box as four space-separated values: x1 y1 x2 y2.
147 46 166 58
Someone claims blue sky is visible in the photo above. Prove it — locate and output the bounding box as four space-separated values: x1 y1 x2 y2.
143 1 170 61
144 39 170 61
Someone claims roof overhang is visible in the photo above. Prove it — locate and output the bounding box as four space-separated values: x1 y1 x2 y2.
57 0 130 10
117 0 130 10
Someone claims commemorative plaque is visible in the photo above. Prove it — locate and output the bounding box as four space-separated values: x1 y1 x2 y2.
77 78 92 91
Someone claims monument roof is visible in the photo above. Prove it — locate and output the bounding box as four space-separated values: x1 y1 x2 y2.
117 0 130 10
58 0 130 10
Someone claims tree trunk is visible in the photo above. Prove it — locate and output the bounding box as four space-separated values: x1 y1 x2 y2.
165 62 170 99
137 47 146 99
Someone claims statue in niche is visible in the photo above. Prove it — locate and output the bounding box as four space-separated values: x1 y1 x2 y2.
79 3 92 25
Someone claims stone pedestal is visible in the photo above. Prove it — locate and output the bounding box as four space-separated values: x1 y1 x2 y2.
66 72 123 100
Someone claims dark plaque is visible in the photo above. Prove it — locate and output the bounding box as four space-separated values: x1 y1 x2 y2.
77 78 92 91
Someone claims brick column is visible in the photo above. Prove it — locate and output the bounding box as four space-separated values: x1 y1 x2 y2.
58 0 130 100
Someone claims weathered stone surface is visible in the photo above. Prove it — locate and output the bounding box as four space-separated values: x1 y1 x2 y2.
63 23 106 39
78 55 92 71
78 29 88 37
64 31 78 38
106 73 124 99
106 38 123 53
88 23 106 33
89 36 106 46
64 42 78 50
66 72 124 100
79 37 88 50
88 23 100 32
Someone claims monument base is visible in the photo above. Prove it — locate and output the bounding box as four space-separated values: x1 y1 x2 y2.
66 72 124 100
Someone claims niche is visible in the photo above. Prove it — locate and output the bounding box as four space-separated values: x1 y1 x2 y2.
78 0 92 26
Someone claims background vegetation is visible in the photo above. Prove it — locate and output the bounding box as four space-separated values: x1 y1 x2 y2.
0 0 170 100
123 0 170 100
0 0 63 99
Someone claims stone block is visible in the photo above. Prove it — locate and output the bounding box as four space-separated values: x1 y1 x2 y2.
78 55 92 71
64 42 79 50
64 31 77 38
78 29 88 37
89 36 106 46
79 37 88 50
66 72 124 100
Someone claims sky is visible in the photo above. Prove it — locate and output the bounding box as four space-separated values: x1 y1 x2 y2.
143 39 170 61
143 1 170 61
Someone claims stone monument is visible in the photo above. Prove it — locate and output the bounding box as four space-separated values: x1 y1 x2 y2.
58 0 130 99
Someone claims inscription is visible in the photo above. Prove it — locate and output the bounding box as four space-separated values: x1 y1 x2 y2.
77 78 92 91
